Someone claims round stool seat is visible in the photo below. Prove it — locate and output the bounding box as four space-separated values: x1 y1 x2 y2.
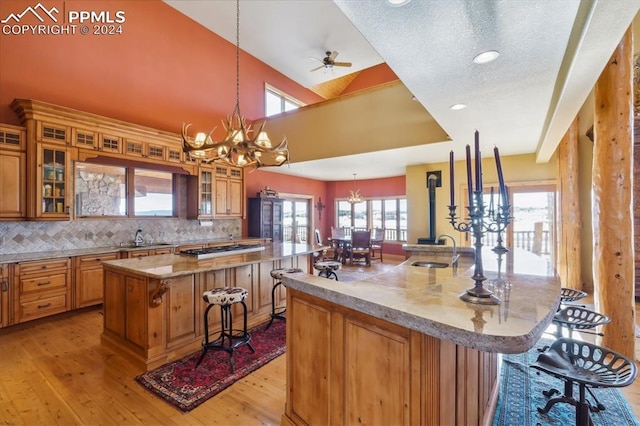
270 268 303 280
203 287 248 305
314 261 341 272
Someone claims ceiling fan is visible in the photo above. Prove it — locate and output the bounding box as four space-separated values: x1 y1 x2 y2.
310 51 352 72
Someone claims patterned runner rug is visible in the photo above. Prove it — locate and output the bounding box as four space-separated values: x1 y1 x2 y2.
493 338 639 425
135 320 285 413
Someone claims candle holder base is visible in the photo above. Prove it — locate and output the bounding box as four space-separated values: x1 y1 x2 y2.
491 245 509 255
459 287 501 305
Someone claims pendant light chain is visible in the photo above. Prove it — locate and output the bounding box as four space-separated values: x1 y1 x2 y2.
234 0 241 117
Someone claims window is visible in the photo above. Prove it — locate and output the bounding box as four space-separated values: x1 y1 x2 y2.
75 162 174 217
335 197 407 242
133 169 173 216
265 84 303 117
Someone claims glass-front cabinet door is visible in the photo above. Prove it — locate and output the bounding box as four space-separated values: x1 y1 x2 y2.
39 144 69 217
200 168 213 217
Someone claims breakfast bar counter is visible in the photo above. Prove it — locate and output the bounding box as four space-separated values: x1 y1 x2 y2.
280 247 560 426
100 242 325 370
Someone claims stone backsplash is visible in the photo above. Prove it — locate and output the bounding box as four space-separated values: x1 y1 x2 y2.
0 218 241 255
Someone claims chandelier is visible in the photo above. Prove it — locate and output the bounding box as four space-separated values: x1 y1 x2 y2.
181 0 289 168
347 173 362 204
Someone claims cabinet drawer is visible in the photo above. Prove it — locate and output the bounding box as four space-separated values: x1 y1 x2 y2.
21 273 67 293
19 294 67 322
18 258 70 275
77 253 118 268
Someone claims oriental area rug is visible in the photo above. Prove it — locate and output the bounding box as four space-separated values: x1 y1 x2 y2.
493 338 639 426
135 320 285 413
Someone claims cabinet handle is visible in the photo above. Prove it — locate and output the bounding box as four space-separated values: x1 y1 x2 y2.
37 280 51 286
38 303 52 309
1 280 7 292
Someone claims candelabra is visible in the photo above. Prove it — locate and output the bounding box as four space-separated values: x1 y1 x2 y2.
447 130 512 305
448 191 510 305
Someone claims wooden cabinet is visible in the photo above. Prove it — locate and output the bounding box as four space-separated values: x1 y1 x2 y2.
74 253 118 308
283 288 499 426
248 197 284 241
0 264 10 328
214 165 244 218
0 124 26 219
37 143 71 218
187 164 244 220
14 258 72 323
187 165 214 219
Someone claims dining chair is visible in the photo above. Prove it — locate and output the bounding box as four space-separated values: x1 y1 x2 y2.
370 228 385 262
350 230 372 266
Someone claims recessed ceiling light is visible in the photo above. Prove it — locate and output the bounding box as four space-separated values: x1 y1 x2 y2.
449 103 467 110
388 0 411 6
473 50 500 64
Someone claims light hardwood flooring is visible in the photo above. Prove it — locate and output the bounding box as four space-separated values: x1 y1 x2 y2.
0 255 638 425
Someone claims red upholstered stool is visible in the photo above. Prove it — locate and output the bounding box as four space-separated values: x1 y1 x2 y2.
196 287 254 372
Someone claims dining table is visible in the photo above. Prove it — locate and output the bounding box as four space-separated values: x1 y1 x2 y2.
327 236 352 264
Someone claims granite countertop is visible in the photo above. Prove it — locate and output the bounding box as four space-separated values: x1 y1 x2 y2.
101 242 327 279
282 247 560 354
0 237 268 265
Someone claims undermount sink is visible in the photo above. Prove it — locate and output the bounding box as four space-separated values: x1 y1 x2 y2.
411 261 449 269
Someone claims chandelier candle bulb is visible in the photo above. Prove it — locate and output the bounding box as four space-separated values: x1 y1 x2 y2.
466 145 473 207
449 150 455 206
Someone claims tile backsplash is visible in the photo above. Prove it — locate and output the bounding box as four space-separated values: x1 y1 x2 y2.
0 218 241 255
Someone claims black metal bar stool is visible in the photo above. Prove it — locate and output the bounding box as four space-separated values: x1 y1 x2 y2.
313 260 341 280
196 287 255 372
559 287 587 308
266 267 303 330
532 338 637 426
552 305 611 339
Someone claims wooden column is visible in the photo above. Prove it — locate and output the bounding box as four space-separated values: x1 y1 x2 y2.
592 27 636 359
556 117 582 289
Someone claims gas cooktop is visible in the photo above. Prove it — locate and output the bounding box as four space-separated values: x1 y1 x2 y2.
179 244 265 260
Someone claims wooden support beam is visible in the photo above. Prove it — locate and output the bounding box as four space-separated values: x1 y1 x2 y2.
592 27 636 359
556 117 582 289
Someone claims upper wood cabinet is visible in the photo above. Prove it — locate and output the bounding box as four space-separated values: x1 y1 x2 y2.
0 124 26 219
214 165 244 218
8 99 200 220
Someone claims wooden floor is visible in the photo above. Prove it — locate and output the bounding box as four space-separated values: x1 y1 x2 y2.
0 255 638 425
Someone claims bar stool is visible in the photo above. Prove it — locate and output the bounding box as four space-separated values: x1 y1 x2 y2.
559 287 587 308
313 260 341 280
552 305 610 339
532 338 637 425
266 267 303 330
196 287 254 372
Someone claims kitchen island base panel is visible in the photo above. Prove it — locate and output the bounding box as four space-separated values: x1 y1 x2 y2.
282 289 499 426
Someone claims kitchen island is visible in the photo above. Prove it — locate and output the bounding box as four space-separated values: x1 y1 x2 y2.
281 247 560 426
101 242 324 370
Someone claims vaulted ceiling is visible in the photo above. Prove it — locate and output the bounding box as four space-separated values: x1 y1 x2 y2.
164 0 639 180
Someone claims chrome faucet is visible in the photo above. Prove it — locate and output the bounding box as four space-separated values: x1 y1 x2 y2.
436 234 458 268
134 229 144 247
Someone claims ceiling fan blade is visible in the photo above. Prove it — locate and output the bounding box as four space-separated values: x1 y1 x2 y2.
309 57 324 63
310 65 325 72
333 62 352 67
328 51 339 61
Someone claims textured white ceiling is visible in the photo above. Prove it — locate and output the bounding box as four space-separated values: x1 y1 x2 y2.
164 0 640 181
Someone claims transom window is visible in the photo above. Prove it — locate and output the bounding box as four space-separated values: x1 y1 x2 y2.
336 198 407 242
265 84 303 117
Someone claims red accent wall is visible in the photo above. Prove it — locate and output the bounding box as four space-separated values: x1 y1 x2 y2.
0 0 324 133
